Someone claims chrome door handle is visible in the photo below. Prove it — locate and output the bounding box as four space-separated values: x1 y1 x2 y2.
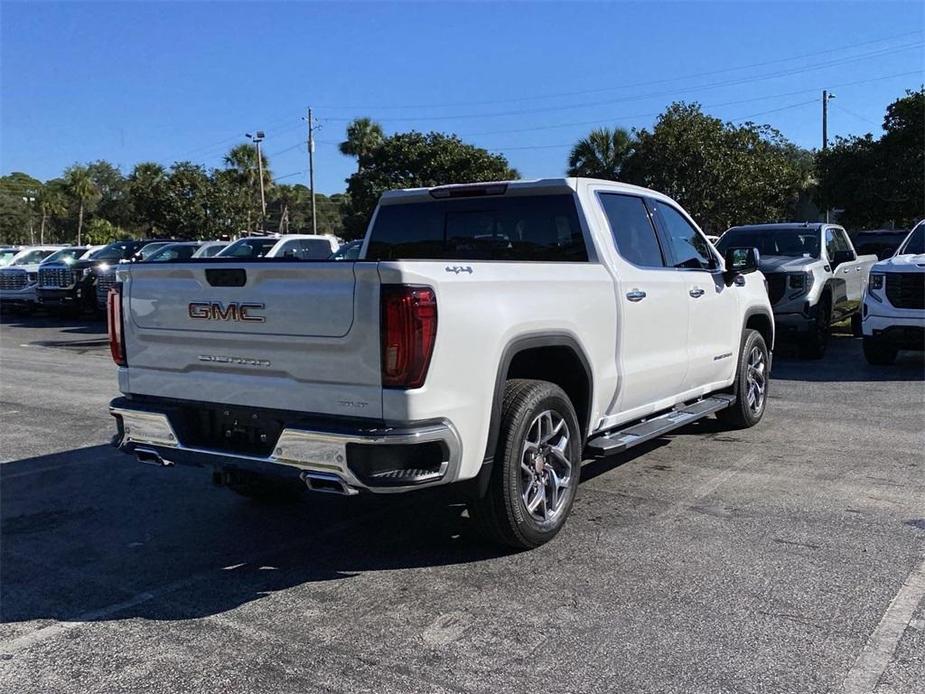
689 287 705 298
626 289 646 302
843 268 850 273
856 267 862 272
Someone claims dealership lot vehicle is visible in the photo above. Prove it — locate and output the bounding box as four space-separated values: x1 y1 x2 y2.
862 221 925 364
0 247 23 267
852 228 911 261
1 315 922 694
191 240 229 258
108 179 773 548
37 239 167 315
0 245 68 311
217 233 341 260
718 223 878 358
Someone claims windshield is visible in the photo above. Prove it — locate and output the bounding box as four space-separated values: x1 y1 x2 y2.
0 250 19 266
145 244 200 262
11 249 56 266
42 247 87 264
137 242 170 260
717 228 820 259
217 238 277 258
94 242 137 261
192 243 227 258
897 223 924 255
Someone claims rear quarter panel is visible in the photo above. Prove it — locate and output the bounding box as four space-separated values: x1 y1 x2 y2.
378 260 616 481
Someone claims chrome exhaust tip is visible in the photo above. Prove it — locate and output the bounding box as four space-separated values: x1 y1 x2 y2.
135 447 173 467
300 471 358 496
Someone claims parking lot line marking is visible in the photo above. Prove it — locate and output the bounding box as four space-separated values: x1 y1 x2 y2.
840 556 925 694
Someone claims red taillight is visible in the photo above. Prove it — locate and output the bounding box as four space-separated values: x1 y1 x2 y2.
107 283 126 366
380 285 437 389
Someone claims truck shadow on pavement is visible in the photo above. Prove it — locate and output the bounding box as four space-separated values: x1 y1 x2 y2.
771 334 924 382
0 311 106 335
0 445 514 627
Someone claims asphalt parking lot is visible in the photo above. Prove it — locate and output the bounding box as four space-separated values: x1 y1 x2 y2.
1 313 923 694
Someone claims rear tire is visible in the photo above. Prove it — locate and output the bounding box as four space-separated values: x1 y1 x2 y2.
716 329 769 430
862 336 897 365
800 295 831 359
468 379 581 549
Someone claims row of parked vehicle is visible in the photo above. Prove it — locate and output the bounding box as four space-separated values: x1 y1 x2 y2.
0 233 359 316
2 220 922 368
713 220 923 364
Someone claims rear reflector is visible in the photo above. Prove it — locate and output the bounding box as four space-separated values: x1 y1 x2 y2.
107 283 126 366
380 285 437 389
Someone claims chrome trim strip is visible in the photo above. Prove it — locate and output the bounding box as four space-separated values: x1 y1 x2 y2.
110 405 462 494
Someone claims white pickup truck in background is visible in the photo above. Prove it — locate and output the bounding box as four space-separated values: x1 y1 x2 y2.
717 223 878 358
861 221 925 364
108 178 773 548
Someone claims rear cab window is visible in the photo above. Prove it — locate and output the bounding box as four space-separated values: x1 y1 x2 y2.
366 194 588 262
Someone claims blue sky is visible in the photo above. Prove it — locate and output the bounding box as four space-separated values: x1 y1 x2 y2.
2 1 922 194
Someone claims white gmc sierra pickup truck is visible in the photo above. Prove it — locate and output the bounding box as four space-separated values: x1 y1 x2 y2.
108 178 774 548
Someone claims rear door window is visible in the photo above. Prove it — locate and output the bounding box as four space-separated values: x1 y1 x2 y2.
599 194 665 267
366 194 588 262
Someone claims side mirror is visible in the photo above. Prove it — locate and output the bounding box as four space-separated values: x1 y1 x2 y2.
724 246 760 284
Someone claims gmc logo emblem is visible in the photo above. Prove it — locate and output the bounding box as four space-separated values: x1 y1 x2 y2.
188 302 265 322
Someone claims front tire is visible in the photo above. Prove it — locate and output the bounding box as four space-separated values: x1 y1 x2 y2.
862 336 897 365
800 296 831 359
716 329 769 430
469 379 582 549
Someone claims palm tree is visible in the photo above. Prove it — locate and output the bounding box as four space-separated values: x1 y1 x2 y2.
567 127 636 180
63 165 99 245
224 143 273 230
339 117 384 172
37 184 66 243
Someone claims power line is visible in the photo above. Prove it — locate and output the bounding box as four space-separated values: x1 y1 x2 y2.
482 99 825 153
315 30 923 110
321 41 922 123
831 102 882 128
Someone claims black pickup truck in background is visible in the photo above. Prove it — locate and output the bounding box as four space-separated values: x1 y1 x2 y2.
36 239 171 315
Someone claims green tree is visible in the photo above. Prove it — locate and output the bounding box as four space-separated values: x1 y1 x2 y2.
223 143 273 230
0 172 42 244
816 88 924 228
36 182 67 243
344 131 518 237
339 117 385 172
159 162 212 239
127 162 167 233
567 127 636 180
621 102 805 234
86 160 130 227
63 164 100 245
84 218 124 245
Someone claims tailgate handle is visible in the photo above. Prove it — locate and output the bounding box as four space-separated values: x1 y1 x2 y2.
206 268 246 287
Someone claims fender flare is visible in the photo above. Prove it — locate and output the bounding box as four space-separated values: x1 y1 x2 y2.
474 332 593 496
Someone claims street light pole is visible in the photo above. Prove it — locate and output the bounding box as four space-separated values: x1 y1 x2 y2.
246 131 267 231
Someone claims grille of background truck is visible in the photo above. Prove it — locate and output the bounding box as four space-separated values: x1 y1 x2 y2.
0 270 28 290
95 270 117 305
38 267 75 289
766 274 786 304
885 273 925 310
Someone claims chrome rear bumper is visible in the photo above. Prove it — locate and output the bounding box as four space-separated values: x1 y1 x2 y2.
109 400 462 494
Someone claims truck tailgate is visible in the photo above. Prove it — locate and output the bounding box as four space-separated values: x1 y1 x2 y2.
121 262 383 418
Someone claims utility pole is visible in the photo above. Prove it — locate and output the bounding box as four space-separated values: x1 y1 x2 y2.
306 107 317 235
822 91 835 222
246 131 267 231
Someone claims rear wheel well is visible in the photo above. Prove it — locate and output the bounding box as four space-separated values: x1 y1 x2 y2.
505 346 590 441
